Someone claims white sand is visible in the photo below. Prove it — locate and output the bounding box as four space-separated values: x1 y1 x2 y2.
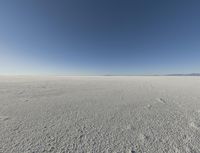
0 76 200 153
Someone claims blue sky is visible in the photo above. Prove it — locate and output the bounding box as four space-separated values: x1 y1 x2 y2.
0 0 200 75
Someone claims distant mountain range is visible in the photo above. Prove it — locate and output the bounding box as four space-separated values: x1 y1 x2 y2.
166 73 200 76
103 73 200 76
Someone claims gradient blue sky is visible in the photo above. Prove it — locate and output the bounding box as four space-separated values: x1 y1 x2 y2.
0 0 200 75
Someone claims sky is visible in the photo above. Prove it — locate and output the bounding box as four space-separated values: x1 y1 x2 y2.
0 0 200 75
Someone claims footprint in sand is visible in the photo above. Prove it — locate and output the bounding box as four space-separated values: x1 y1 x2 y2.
173 146 181 153
156 98 166 104
124 124 136 131
18 90 25 95
189 121 200 130
24 99 29 102
185 145 198 153
0 115 10 121
147 104 152 109
196 110 200 114
190 110 200 130
138 133 150 144
128 149 136 153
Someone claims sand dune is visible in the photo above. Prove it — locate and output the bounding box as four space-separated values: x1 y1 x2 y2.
0 76 200 153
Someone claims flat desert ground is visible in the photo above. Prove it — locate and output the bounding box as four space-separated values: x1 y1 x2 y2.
0 76 200 153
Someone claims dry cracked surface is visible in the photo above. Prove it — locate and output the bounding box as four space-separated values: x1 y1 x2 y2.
0 76 200 153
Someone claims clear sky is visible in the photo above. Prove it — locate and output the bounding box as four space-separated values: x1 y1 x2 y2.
0 0 200 75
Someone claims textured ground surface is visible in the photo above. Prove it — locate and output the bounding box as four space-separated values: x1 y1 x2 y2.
0 76 200 153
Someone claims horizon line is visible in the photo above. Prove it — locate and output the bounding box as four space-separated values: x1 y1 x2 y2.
0 73 200 77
